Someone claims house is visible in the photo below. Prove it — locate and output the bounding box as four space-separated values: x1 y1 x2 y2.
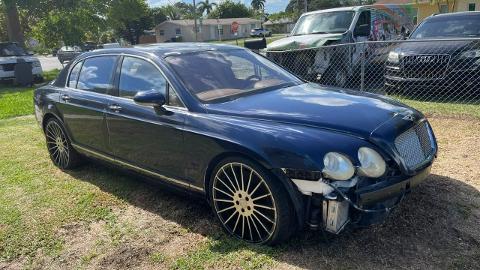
155 18 262 42
264 18 296 34
376 0 479 23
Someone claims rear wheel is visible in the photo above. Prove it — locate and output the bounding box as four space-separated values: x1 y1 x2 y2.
210 157 295 245
44 118 82 170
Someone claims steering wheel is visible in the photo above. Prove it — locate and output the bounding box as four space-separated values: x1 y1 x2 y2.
245 74 261 81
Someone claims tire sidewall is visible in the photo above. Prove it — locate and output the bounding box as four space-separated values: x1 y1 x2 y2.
208 156 294 245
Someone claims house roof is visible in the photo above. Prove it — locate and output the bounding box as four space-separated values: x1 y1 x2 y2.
157 18 260 28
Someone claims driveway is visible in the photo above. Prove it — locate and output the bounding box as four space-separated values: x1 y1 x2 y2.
37 55 64 71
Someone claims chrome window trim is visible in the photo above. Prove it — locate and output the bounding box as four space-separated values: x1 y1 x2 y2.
64 52 188 110
72 143 204 192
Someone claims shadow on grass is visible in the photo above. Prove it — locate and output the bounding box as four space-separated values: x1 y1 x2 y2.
66 162 480 269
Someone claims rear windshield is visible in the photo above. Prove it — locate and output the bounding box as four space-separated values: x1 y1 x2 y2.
0 43 27 56
411 15 480 38
165 49 302 102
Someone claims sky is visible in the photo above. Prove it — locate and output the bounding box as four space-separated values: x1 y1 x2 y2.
147 0 289 14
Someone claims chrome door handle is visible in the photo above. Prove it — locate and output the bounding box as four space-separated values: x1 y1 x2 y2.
108 104 122 112
61 94 71 101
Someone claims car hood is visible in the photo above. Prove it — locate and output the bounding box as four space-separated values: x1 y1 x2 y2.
204 83 420 138
394 39 478 55
266 33 343 51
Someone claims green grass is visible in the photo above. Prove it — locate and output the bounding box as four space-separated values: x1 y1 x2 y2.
398 98 480 119
0 116 128 261
210 34 286 47
0 70 60 119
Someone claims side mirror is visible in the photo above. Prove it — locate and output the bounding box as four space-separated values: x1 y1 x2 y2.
402 29 411 40
133 90 166 107
354 24 370 37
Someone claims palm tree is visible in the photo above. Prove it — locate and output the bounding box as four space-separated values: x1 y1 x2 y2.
251 0 265 11
197 0 217 15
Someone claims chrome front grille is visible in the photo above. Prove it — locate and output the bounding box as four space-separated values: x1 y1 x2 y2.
400 54 450 79
395 122 434 169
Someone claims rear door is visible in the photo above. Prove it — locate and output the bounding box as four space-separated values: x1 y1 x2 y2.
105 56 187 180
58 55 119 154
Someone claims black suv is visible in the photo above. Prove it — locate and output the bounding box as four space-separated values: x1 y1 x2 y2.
385 12 480 95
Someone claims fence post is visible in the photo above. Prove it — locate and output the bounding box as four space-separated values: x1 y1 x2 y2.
360 43 365 92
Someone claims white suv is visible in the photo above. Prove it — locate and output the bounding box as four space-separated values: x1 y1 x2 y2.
0 42 43 83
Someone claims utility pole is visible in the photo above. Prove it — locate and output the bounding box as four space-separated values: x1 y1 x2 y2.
193 0 198 41
304 0 308 13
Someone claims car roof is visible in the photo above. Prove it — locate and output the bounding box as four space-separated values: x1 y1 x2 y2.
82 43 243 58
301 6 363 16
429 11 480 19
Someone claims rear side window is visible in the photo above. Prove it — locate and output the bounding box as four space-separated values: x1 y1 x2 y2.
119 56 166 98
68 61 83 88
77 56 117 94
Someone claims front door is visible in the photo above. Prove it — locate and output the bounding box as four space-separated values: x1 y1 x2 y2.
106 56 186 180
58 56 118 153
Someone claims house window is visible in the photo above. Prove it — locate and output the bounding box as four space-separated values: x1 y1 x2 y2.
469 3 476 11
159 30 165 36
439 4 448 13
218 28 224 35
175 28 181 35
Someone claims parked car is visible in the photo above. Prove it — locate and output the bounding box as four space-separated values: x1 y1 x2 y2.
57 46 83 64
0 42 43 83
82 42 98 51
100 42 121 49
385 11 480 93
34 44 437 245
250 28 272 37
266 5 415 86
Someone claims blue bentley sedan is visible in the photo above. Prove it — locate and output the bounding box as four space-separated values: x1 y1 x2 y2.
34 43 437 245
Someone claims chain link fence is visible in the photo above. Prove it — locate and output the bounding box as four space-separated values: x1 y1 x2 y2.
265 38 480 104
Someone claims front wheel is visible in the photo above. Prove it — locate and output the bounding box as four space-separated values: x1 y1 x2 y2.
44 118 82 170
209 158 295 245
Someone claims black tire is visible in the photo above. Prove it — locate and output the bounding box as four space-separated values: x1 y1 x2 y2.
209 157 295 245
44 118 83 170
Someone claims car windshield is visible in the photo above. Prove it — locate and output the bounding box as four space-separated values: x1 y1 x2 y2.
0 43 27 56
292 11 354 36
411 15 480 38
165 49 302 102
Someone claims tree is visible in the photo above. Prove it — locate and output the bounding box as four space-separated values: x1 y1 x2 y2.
286 0 344 15
150 6 167 25
251 0 265 11
174 2 197 19
107 0 153 45
197 0 216 15
2 0 25 46
208 0 253 19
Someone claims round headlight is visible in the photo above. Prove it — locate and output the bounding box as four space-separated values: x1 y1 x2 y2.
387 51 400 63
357 147 386 178
322 152 355 181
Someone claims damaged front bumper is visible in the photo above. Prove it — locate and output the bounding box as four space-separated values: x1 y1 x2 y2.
293 165 431 234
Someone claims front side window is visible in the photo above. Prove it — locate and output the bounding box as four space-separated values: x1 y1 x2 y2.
292 11 354 36
165 49 302 102
68 61 83 88
410 15 480 38
77 56 117 94
119 57 167 99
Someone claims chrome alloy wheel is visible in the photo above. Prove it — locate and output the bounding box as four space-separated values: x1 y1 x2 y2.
45 120 70 168
212 162 277 243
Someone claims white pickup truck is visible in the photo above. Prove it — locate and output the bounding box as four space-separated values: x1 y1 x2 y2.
0 42 43 84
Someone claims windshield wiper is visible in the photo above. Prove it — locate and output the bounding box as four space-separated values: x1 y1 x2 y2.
310 31 329 34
